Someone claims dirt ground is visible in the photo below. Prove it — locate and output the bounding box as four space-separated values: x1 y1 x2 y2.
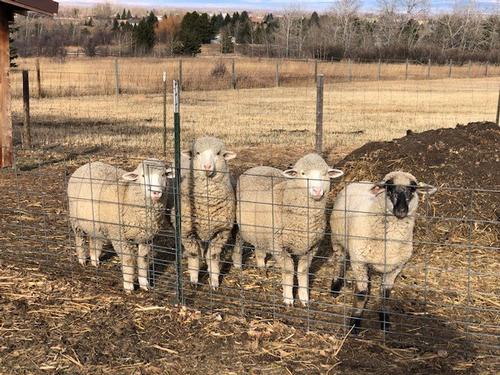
1 122 499 374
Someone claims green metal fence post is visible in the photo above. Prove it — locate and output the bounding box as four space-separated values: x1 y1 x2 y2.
173 79 183 305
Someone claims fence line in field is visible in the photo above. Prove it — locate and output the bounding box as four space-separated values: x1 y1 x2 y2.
9 57 500 99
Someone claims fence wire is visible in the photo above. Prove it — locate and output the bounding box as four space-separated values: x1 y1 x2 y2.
1 66 499 359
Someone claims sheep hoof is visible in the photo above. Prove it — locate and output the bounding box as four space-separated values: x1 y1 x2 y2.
283 298 294 307
78 258 87 266
349 317 362 335
123 282 134 293
139 277 150 291
91 260 99 268
330 279 344 298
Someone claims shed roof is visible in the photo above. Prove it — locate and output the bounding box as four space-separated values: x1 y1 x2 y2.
0 0 58 16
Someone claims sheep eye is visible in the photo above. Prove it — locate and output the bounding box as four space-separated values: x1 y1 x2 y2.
196 152 200 155
217 151 221 156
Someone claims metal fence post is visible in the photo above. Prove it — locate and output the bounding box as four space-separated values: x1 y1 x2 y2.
377 58 381 80
314 59 318 83
173 79 184 305
485 62 488 77
405 58 409 80
468 60 472 78
496 88 500 126
114 58 121 96
427 58 431 79
231 58 236 89
348 58 352 81
179 59 183 90
448 59 452 78
36 58 42 99
275 62 280 87
162 71 167 157
315 74 324 154
22 70 31 148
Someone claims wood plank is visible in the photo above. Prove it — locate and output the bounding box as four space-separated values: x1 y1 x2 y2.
0 1 58 15
0 8 13 167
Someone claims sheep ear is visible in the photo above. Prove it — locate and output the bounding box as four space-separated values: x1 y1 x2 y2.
166 168 175 179
370 182 385 195
282 169 298 178
181 150 192 159
121 172 139 181
416 182 437 195
223 151 237 160
328 168 344 179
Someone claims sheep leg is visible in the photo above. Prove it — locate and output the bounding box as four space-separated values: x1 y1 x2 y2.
297 248 317 306
75 230 87 266
89 237 103 268
112 240 136 293
331 245 347 297
184 238 201 285
231 232 243 269
207 230 230 290
255 248 266 269
137 243 151 291
379 266 402 331
350 262 369 334
281 251 295 306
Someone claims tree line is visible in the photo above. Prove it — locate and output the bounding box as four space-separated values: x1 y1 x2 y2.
11 2 500 64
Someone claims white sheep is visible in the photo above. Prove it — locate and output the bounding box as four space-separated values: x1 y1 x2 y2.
330 171 436 332
67 159 173 292
234 153 344 306
172 136 236 289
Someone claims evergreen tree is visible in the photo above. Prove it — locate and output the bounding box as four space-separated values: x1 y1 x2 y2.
223 13 231 26
179 11 202 55
310 11 320 28
133 11 157 54
235 11 251 44
112 17 120 31
220 26 234 53
116 13 121 20
121 9 127 19
127 10 132 19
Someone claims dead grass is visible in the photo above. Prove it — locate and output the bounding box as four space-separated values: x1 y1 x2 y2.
10 77 499 157
10 56 499 98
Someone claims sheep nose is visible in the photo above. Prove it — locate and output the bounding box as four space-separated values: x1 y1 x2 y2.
151 191 162 201
203 163 213 171
311 187 323 197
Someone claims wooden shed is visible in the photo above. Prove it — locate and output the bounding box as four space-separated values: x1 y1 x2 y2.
0 0 58 168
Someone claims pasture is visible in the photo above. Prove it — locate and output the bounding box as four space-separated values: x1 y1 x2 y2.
1 57 499 374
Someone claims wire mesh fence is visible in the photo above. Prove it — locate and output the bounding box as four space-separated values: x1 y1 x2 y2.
1 66 499 360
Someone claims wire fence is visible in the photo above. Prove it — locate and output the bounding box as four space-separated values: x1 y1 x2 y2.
1 67 499 360
9 57 500 98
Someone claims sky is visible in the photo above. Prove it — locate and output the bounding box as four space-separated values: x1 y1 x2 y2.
57 0 499 13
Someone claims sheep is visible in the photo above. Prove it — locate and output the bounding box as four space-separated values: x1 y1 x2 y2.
67 159 174 292
330 171 436 332
234 153 344 306
172 136 236 290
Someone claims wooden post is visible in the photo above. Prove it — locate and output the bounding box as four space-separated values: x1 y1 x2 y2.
179 59 183 90
36 58 42 99
468 60 472 78
348 58 352 81
315 74 324 154
377 58 381 80
405 58 409 80
114 58 120 96
231 58 236 89
496 88 500 126
275 62 280 87
485 62 488 77
314 59 318 83
448 59 452 78
22 70 31 148
0 10 13 167
427 58 431 79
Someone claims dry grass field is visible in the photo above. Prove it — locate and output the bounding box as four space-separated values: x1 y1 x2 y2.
10 56 499 97
10 75 500 159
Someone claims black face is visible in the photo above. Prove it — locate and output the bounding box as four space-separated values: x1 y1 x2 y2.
385 179 417 219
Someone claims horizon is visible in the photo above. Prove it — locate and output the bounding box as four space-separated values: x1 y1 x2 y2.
57 0 500 13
